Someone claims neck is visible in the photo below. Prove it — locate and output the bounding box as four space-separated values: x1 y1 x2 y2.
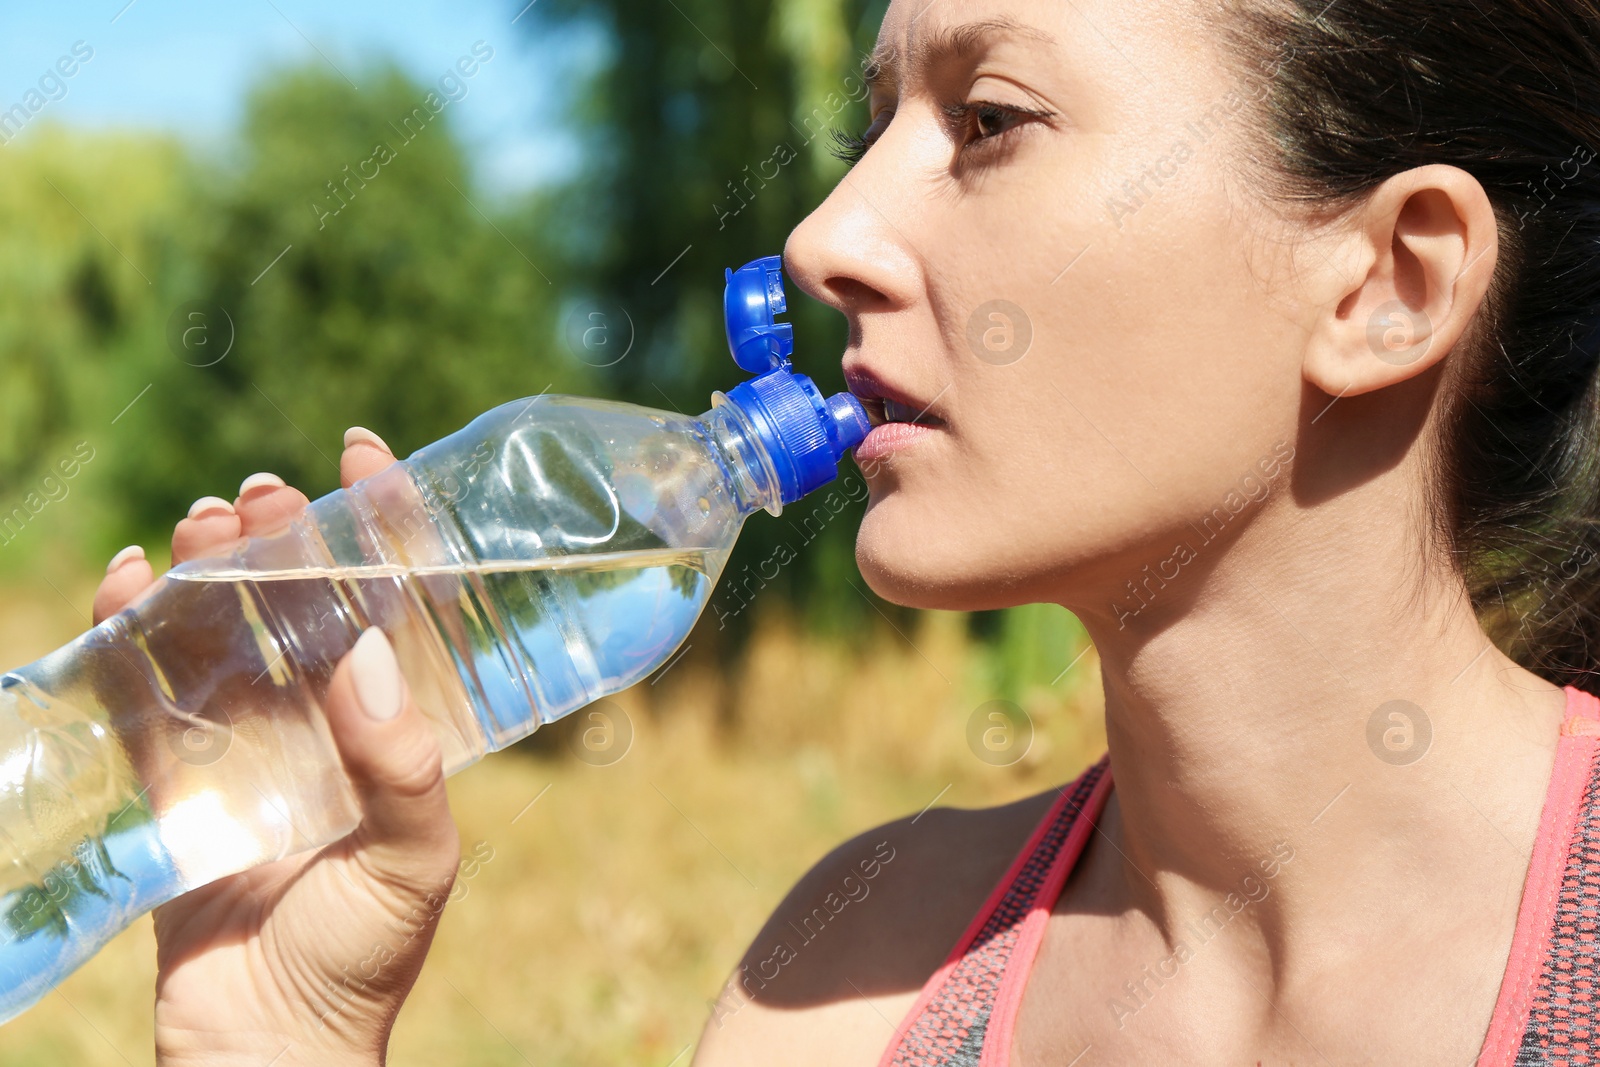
1072 468 1567 947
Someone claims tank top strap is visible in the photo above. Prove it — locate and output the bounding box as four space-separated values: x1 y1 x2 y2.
1560 682 1600 735
878 755 1113 1067
1480 684 1600 1064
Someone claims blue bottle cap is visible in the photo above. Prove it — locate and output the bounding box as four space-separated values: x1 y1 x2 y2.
720 255 870 504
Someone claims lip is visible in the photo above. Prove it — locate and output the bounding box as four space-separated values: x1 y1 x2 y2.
843 363 946 464
855 420 940 463
842 365 944 426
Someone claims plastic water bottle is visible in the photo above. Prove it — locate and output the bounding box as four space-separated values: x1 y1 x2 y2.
0 255 869 1023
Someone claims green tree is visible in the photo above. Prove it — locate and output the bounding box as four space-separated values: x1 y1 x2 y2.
106 62 577 539
0 127 191 566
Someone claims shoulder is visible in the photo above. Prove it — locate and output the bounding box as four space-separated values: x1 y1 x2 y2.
692 783 1064 1066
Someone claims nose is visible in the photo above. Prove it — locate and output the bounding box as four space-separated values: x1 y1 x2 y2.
782 170 921 321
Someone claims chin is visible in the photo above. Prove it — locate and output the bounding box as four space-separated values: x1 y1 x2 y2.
853 491 1090 611
854 512 1025 612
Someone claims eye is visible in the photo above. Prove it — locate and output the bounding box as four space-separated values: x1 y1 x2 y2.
942 100 1053 156
828 98 1054 169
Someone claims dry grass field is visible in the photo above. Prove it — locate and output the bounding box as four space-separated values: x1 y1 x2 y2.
0 579 1105 1066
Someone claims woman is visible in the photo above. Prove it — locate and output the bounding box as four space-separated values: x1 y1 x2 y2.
101 0 1600 1062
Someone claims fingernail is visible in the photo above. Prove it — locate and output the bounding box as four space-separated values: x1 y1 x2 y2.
239 472 286 496
350 628 403 721
343 426 392 453
106 545 145 575
187 496 236 521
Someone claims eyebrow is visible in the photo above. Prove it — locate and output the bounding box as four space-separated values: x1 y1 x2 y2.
865 16 1057 92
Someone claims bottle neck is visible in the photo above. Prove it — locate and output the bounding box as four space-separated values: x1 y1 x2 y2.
701 399 785 517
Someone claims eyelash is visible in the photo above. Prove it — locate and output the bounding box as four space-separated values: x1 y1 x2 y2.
829 125 874 168
827 100 1054 168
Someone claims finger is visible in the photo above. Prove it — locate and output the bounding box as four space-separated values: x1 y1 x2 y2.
341 426 397 490
172 496 243 565
234 472 312 538
323 628 459 892
92 546 155 624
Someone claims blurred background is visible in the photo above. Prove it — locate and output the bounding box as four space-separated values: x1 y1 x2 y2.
0 1 1104 1062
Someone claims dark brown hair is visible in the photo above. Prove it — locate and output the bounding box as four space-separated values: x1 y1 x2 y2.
1216 0 1600 687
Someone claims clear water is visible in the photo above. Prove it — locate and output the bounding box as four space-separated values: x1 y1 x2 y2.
0 547 725 1023
0 392 780 1023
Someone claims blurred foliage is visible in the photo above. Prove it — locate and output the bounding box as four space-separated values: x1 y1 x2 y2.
524 0 892 637
0 62 575 564
0 0 1087 696
114 63 580 536
0 129 191 558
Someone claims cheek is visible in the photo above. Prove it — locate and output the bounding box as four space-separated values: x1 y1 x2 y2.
854 249 1298 610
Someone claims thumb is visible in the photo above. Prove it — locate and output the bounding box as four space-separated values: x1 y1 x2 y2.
323 628 459 890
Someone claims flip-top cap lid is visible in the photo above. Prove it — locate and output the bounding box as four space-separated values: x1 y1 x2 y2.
720 255 869 504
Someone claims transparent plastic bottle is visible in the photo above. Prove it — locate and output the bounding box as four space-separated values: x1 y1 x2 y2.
0 255 869 1023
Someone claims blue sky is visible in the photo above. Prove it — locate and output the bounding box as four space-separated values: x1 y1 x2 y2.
0 0 592 195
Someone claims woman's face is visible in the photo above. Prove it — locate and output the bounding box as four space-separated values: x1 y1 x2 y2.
785 0 1321 620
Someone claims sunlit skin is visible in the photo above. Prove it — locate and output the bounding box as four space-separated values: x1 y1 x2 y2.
106 0 1573 1062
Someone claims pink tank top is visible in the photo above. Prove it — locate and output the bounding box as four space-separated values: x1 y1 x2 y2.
878 684 1600 1067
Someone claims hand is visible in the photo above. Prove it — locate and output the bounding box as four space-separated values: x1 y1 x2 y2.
94 428 461 1067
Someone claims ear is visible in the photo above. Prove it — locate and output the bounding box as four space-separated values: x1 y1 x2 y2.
1302 164 1500 398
